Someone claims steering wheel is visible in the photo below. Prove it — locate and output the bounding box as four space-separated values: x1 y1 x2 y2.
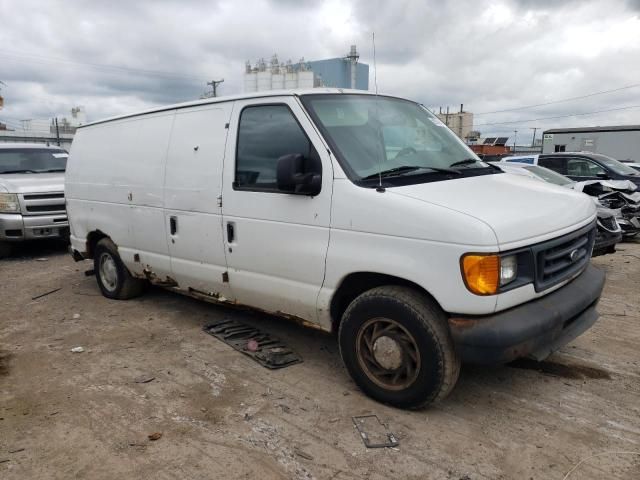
395 147 417 158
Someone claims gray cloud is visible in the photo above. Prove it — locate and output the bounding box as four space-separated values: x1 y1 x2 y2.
0 0 639 138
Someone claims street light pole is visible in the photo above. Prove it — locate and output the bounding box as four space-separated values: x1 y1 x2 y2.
513 129 518 154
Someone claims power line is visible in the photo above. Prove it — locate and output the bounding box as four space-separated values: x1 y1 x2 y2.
473 104 640 128
0 50 206 82
474 82 640 116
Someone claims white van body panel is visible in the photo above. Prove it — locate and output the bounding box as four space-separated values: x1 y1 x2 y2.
221 96 333 322
163 103 234 297
391 174 595 248
67 111 175 278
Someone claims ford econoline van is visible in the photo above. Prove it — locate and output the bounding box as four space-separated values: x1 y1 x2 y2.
66 89 605 408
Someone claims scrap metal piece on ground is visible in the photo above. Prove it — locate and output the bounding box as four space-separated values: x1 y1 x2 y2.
352 415 399 448
31 288 62 300
203 319 302 369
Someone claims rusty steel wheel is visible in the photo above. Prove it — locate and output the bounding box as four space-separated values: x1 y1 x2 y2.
356 318 421 390
93 238 145 300
339 286 460 409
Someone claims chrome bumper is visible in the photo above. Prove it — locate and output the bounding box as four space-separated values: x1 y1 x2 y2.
0 213 69 241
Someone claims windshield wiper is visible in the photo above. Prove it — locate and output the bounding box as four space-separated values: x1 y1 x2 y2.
0 169 38 174
449 158 482 167
361 165 461 180
40 169 66 173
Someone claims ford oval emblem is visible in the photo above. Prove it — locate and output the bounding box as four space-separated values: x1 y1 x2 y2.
569 249 580 262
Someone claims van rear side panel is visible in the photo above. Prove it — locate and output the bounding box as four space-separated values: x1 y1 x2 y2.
66 111 175 275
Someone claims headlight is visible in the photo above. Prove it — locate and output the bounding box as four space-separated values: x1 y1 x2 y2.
461 253 518 295
0 193 20 213
499 255 518 286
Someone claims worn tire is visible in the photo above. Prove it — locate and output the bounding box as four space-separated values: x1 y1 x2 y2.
94 238 144 300
338 286 460 409
0 241 12 259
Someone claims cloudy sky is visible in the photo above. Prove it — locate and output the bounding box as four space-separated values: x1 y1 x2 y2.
1 0 639 139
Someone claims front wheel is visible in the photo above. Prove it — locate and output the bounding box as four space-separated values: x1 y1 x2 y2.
338 286 460 409
94 238 144 300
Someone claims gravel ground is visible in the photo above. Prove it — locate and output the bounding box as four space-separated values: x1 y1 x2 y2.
1 239 639 479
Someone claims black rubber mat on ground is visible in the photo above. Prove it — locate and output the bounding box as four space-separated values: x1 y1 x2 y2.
203 319 303 369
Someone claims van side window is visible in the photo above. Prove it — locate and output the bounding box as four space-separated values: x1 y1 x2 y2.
235 105 313 191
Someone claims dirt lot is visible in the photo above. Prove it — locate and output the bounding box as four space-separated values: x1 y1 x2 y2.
1 240 640 479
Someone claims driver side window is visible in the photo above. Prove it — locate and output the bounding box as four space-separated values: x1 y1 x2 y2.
235 105 315 191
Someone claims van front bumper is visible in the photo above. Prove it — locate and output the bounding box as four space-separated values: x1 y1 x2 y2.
0 213 69 241
448 264 605 364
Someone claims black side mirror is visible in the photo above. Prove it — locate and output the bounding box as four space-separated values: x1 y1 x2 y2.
596 172 609 179
276 153 322 196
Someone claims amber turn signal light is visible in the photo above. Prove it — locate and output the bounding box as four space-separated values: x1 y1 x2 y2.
461 254 500 295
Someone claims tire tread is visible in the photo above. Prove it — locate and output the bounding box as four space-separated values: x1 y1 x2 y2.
339 285 460 408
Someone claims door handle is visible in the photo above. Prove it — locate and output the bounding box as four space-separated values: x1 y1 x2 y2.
226 222 235 243
170 216 178 235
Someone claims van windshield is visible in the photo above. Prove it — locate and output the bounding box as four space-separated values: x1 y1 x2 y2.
0 148 68 174
301 94 494 185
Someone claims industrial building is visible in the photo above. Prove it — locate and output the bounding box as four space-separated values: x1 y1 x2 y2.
244 45 369 92
0 107 86 149
542 125 640 162
436 105 474 141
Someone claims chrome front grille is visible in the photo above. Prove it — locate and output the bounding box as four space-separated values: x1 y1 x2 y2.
19 192 66 215
532 224 596 292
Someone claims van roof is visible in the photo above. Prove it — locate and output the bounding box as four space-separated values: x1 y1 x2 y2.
80 88 380 128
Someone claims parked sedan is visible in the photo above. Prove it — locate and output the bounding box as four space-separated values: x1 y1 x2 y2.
491 162 623 256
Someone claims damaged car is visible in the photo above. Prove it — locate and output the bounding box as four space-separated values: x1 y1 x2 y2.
573 180 640 238
492 162 624 255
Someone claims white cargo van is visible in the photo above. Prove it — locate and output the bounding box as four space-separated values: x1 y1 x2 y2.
66 89 605 408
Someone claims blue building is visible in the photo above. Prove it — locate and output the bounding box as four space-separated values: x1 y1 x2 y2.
244 47 370 92
303 57 369 90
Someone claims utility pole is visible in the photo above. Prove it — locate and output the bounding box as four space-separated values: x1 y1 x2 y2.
202 79 224 98
54 118 60 146
513 129 518 154
529 127 539 148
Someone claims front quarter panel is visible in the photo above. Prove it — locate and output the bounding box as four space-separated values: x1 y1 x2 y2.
317 179 500 328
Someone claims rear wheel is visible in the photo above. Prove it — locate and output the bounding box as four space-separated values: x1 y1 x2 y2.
338 286 460 409
94 238 144 299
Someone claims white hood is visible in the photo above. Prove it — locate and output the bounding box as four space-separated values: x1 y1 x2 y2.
0 172 65 194
389 172 596 246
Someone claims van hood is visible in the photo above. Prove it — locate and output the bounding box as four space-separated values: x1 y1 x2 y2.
0 173 65 194
388 173 595 247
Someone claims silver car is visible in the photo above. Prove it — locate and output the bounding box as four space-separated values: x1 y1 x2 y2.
0 143 69 257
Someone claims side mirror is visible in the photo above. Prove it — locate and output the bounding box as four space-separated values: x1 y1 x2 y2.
276 153 322 196
596 172 609 179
